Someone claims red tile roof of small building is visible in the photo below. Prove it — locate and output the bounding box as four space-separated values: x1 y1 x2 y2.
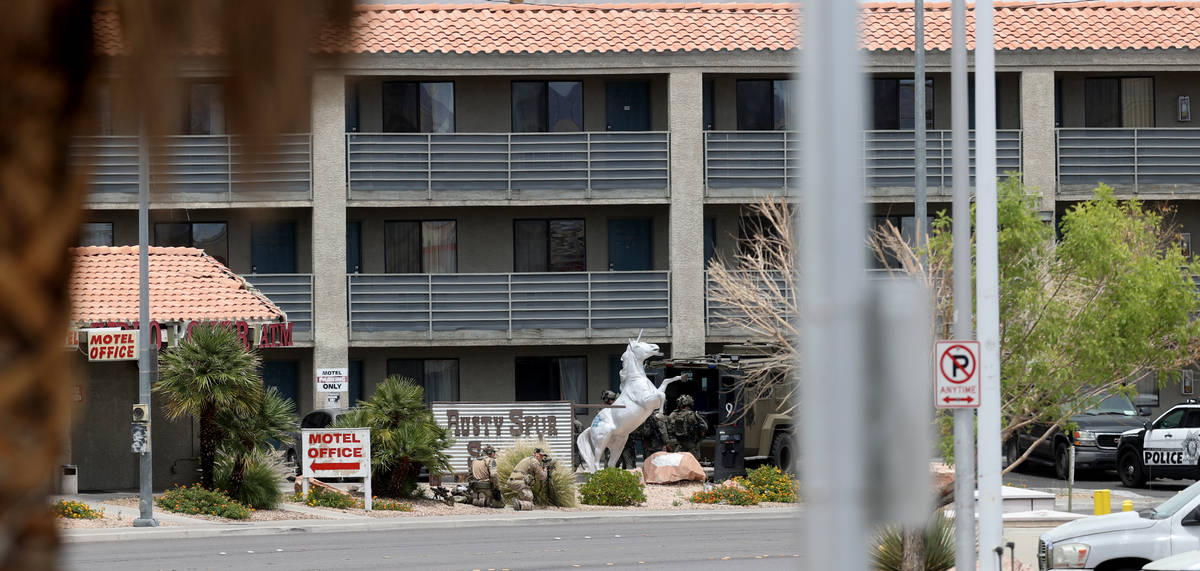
91 1 1200 56
70 246 285 324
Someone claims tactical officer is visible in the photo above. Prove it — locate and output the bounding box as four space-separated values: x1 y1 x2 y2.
601 390 619 405
631 410 670 460
467 445 503 508
508 448 550 511
667 394 708 458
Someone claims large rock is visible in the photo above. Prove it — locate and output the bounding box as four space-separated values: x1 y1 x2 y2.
642 452 705 484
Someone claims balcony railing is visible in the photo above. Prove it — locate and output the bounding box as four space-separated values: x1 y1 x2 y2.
72 134 312 203
1057 128 1200 195
704 270 794 333
703 129 1023 197
348 271 670 340
241 273 313 342
346 132 670 201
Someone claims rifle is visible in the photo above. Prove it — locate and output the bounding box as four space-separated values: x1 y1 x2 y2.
542 462 560 506
429 485 455 507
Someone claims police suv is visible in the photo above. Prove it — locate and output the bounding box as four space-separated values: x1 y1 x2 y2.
1116 401 1200 488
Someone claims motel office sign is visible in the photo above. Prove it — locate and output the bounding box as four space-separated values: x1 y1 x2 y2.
69 319 295 352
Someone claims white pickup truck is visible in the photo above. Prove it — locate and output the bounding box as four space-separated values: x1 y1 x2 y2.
1039 481 1200 570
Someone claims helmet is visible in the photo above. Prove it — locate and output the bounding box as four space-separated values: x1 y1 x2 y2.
481 445 496 457
601 390 619 404
676 394 695 408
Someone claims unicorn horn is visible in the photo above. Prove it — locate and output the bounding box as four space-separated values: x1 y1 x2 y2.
636 329 643 343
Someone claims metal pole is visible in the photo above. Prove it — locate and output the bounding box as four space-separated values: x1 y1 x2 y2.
800 0 868 569
914 0 927 248
950 0 974 568
134 123 158 527
974 0 1004 568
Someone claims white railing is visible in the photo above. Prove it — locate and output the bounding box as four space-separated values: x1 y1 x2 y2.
71 134 312 203
346 132 670 199
703 129 1023 194
241 273 313 342
1057 128 1200 194
348 271 670 337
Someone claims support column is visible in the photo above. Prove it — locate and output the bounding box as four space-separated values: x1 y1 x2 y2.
311 71 349 411
1020 68 1057 213
668 71 705 358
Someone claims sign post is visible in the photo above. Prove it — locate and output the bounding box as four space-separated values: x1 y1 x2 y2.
301 427 371 510
935 340 980 409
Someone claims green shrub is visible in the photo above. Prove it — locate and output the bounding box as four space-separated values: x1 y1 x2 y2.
293 487 360 509
870 513 956 571
579 468 646 506
216 448 288 510
53 499 103 520
496 439 577 508
689 484 759 506
372 497 413 511
157 485 251 519
738 465 799 503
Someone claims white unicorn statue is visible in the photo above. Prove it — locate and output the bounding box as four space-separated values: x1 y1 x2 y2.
576 334 682 473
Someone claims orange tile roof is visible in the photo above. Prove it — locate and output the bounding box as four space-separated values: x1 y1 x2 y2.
91 2 1200 56
70 246 285 324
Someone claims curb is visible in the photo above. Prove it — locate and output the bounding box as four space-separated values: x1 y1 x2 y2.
62 507 799 543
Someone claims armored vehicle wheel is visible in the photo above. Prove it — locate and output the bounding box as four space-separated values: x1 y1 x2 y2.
770 432 794 472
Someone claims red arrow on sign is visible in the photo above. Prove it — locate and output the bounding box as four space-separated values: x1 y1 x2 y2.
943 396 974 404
311 462 360 471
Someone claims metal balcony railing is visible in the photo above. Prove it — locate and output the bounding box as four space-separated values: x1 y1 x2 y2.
348 271 670 338
703 129 1022 195
72 134 312 203
1057 128 1200 194
241 273 313 342
704 270 794 333
346 132 670 200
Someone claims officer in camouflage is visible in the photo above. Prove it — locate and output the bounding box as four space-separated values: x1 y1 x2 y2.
631 409 670 462
508 448 550 510
666 394 708 458
467 445 503 508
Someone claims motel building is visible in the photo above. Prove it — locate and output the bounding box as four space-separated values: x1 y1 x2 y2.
66 246 290 491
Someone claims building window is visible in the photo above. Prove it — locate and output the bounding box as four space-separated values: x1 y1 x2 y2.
514 219 585 272
1133 371 1160 408
512 81 583 132
155 222 228 266
188 83 225 135
871 78 934 130
736 79 794 131
80 222 114 247
515 356 586 403
386 358 459 403
382 81 455 133
703 80 715 131
1085 77 1154 128
250 221 296 274
384 220 457 273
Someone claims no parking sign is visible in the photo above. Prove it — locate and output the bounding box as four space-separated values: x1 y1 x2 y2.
935 340 980 409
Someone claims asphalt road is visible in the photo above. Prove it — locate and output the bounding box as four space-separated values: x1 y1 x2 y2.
61 514 802 571
1003 460 1194 503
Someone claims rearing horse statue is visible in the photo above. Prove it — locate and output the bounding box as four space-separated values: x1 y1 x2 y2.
576 335 682 473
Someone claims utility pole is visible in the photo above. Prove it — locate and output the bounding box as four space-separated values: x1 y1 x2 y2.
950 0 975 568
134 125 158 528
914 0 927 248
973 0 1004 568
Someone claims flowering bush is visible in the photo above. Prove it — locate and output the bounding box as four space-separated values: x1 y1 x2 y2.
292 488 360 509
737 465 799 503
689 485 759 506
53 499 103 520
372 497 413 511
579 468 646 506
156 485 251 519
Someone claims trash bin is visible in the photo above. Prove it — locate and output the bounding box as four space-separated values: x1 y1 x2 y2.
61 465 78 495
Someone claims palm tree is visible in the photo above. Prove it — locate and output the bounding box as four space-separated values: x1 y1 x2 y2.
217 386 296 499
155 323 262 489
335 377 454 498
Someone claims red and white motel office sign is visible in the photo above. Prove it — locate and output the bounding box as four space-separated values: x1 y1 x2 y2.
86 328 139 361
300 428 372 510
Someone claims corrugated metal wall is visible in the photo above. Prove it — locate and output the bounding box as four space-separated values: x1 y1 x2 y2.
432 401 574 476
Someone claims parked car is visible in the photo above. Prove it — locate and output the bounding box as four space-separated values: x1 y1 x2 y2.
285 408 355 474
1006 392 1148 479
1039 479 1200 570
1116 400 1200 488
1145 550 1200 571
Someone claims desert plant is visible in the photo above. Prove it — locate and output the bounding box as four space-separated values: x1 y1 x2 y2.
496 439 577 508
216 448 289 510
157 484 251 520
155 323 263 489
293 488 359 509
737 465 798 503
52 500 102 520
689 484 759 506
372 497 413 511
579 468 646 506
334 377 454 498
870 512 956 571
216 386 296 500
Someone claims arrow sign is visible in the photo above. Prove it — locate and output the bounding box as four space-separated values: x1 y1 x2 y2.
935 340 980 409
310 462 360 471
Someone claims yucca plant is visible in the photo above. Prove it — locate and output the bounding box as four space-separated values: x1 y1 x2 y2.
216 386 296 500
216 448 290 510
334 377 453 498
155 324 263 489
870 512 956 571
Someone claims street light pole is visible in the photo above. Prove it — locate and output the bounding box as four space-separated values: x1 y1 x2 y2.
914 0 926 248
134 124 158 528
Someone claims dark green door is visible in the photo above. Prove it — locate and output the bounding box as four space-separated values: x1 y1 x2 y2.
608 219 652 271
605 82 650 131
